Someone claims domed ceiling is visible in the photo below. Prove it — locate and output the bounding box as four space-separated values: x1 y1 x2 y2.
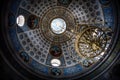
0 0 120 80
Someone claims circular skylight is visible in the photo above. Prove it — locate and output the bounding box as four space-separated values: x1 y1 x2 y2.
51 59 61 67
16 15 25 27
51 18 66 34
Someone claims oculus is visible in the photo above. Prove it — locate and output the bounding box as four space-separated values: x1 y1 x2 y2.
51 59 61 67
51 18 66 34
16 15 25 27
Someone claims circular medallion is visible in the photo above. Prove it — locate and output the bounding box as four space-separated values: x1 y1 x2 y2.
50 68 62 76
27 15 39 29
50 46 62 57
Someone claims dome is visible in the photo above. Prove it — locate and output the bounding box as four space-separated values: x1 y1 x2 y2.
0 0 120 80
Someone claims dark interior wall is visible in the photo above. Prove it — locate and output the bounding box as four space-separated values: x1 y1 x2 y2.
0 0 120 80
